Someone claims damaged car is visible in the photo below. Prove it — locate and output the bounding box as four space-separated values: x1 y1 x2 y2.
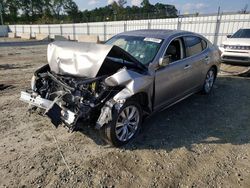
20 29 221 147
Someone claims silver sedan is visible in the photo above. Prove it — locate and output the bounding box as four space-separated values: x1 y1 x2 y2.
20 29 221 147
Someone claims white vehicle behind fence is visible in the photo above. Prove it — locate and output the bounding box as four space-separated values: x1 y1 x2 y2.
220 28 250 66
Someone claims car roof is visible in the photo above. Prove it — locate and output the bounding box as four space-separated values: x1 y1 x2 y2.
117 29 195 39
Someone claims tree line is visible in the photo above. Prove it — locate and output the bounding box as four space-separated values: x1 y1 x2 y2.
0 0 178 24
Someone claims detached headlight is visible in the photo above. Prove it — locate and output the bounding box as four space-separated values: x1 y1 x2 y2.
31 75 37 91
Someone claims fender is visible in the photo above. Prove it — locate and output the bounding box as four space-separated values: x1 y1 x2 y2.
96 68 154 129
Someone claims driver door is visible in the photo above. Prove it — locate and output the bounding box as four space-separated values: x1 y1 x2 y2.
154 37 193 110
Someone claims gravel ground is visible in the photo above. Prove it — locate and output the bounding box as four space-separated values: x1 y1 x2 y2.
0 44 250 188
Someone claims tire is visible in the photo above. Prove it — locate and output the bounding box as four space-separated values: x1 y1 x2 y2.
99 100 143 147
201 67 216 94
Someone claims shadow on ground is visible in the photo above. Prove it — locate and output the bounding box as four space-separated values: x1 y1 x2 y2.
0 64 31 70
0 40 51 47
78 76 250 150
0 84 15 91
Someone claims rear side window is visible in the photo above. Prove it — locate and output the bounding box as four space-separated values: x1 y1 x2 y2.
201 39 207 50
184 36 203 57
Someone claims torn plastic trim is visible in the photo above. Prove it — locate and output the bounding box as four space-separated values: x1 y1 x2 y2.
31 75 37 91
95 100 116 129
95 87 141 129
95 98 126 129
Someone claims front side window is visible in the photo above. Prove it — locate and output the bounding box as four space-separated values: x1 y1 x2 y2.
184 36 203 57
164 38 184 64
106 35 163 65
231 29 250 38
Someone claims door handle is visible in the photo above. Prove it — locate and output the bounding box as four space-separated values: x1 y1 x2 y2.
204 56 210 63
184 65 191 70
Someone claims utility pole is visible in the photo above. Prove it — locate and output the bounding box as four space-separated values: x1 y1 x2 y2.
217 6 221 16
0 3 3 25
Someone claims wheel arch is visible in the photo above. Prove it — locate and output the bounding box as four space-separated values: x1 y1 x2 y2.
128 92 151 114
211 65 218 77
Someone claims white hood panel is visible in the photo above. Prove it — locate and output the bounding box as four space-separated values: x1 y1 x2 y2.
223 38 250 46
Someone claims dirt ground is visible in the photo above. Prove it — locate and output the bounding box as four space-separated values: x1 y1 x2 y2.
0 37 35 42
0 44 250 188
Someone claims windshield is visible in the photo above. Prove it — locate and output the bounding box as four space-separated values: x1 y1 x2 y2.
106 35 163 65
231 29 250 38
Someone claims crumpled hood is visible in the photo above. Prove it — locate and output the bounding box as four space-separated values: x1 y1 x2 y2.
47 41 114 78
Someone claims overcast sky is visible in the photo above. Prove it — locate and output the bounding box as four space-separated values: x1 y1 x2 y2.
75 0 249 14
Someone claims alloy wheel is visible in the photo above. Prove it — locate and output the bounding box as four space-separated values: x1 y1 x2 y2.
204 69 215 93
115 105 140 142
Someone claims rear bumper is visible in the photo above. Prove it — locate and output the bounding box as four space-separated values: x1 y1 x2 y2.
20 91 77 127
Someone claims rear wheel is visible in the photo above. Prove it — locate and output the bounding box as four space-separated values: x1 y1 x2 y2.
100 100 142 147
202 67 216 94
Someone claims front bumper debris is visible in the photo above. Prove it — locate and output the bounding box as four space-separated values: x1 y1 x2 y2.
20 91 52 109
20 91 77 128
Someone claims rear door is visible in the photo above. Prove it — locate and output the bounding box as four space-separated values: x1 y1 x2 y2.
182 36 210 90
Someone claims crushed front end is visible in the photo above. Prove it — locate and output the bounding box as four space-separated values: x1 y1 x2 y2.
20 41 151 133
20 64 114 131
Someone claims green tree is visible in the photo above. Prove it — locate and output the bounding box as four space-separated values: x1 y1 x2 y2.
63 0 80 22
0 0 177 24
0 0 21 23
51 0 64 19
117 0 127 7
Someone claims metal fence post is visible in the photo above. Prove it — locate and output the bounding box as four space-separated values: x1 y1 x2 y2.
177 17 182 30
148 20 151 29
60 24 63 35
104 22 107 41
73 24 76 40
38 25 41 34
30 25 32 37
124 21 127 32
213 7 222 45
87 23 90 35
48 25 50 37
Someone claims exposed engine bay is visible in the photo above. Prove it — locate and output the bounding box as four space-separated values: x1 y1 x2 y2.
28 64 116 130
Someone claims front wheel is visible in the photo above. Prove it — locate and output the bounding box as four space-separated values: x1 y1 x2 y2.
201 67 216 94
100 101 142 147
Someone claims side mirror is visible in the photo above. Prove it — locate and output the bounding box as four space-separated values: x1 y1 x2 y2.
227 34 232 38
159 56 170 67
